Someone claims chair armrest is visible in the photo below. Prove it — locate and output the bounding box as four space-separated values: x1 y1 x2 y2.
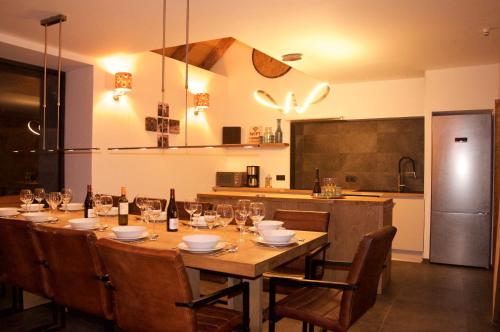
306 242 330 259
305 242 330 279
269 276 358 291
176 281 249 309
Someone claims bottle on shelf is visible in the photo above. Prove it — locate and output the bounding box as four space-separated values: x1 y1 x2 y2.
118 186 129 226
84 184 94 218
275 119 283 143
167 188 179 232
312 168 322 197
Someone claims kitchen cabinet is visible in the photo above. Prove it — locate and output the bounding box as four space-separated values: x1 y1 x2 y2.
392 197 425 262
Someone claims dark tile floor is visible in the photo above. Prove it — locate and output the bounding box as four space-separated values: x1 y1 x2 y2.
0 261 499 331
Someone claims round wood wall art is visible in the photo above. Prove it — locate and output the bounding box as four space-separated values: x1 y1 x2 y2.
252 49 292 78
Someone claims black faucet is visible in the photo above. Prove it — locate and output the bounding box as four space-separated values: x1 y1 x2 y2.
398 156 417 192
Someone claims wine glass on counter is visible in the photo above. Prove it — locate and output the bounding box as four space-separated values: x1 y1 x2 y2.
184 200 196 228
61 188 73 213
216 204 234 237
249 202 265 235
99 195 113 223
204 210 217 230
134 196 147 219
33 188 45 212
47 192 62 215
145 199 161 240
234 209 247 241
191 203 202 230
20 189 33 212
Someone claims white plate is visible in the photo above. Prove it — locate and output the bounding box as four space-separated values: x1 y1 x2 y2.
98 209 118 216
0 208 20 217
60 206 84 211
29 216 58 223
255 237 297 247
19 207 46 212
110 232 149 242
177 241 225 253
64 225 99 230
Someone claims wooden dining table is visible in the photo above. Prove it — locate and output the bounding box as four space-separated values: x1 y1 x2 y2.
7 209 328 332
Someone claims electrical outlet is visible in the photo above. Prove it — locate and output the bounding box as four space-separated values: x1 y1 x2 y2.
276 175 285 181
345 175 357 182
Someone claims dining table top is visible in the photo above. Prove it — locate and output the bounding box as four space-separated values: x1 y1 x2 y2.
7 209 328 279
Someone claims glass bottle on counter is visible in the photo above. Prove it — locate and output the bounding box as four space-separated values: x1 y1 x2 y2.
167 188 179 232
118 187 129 225
312 168 322 197
84 184 94 218
263 127 273 143
275 119 283 143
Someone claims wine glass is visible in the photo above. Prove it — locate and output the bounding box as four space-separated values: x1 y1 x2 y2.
47 192 62 215
99 195 113 223
145 199 161 240
134 196 147 218
236 199 251 233
20 189 33 212
191 203 202 230
249 202 266 235
61 188 73 213
234 209 247 241
216 204 234 236
33 188 45 212
184 201 196 228
204 210 217 230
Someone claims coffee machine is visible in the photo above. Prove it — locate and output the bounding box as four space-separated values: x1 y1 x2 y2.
247 166 260 187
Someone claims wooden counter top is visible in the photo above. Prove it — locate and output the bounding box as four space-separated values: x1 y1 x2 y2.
201 190 393 205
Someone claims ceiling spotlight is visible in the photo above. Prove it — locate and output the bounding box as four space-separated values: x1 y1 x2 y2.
482 26 500 37
281 53 303 62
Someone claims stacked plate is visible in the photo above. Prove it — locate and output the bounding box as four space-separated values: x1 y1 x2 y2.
23 212 56 223
111 226 148 242
60 203 84 211
178 234 223 253
256 230 297 247
0 207 20 217
68 218 98 230
20 204 45 212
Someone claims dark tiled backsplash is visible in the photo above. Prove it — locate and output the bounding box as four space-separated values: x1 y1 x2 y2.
292 118 424 192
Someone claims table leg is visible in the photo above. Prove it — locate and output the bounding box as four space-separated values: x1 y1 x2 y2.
244 277 263 332
185 268 200 298
227 277 243 311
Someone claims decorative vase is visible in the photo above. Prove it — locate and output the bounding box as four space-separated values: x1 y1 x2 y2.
275 119 283 143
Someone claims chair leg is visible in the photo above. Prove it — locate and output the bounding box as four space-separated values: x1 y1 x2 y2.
103 319 114 332
17 287 24 312
308 323 314 332
302 322 308 332
0 285 18 317
268 279 277 332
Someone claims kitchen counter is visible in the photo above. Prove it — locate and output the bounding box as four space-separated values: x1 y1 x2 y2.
198 189 394 291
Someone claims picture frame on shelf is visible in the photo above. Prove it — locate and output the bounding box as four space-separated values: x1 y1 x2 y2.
169 119 180 134
157 102 169 117
157 134 169 147
145 117 157 132
158 118 169 133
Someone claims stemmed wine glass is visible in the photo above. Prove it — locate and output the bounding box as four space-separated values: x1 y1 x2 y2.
99 195 113 223
236 199 251 233
34 188 45 212
134 196 147 219
47 192 62 215
61 188 73 213
20 189 33 212
249 202 266 235
191 203 202 230
204 210 217 230
216 204 234 237
234 209 248 241
145 199 161 240
184 201 197 229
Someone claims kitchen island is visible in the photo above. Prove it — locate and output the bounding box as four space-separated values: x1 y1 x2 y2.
198 189 394 290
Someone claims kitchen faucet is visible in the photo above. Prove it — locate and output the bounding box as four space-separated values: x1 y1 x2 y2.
398 156 417 192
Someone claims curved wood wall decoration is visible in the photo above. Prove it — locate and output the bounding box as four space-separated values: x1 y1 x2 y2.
252 49 291 78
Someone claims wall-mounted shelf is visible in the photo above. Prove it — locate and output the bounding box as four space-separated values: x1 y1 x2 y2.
107 143 289 151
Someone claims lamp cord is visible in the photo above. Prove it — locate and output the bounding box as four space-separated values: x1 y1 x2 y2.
56 20 62 150
42 24 47 151
161 0 166 147
184 0 190 146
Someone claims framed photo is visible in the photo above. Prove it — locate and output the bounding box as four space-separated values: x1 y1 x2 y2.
157 134 169 148
157 102 169 117
169 119 180 134
158 118 169 133
145 117 157 132
248 126 262 143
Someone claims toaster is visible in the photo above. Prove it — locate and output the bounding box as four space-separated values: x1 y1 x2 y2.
216 172 248 187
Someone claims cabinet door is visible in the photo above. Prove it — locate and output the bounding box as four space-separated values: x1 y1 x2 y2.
392 198 424 252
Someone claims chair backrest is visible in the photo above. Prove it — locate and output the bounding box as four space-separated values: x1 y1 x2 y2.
34 226 113 320
273 209 330 232
96 238 197 332
0 218 52 297
339 226 397 329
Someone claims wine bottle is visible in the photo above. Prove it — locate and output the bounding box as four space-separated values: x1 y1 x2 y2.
118 187 129 226
312 168 321 197
275 119 283 143
167 188 178 232
84 184 95 218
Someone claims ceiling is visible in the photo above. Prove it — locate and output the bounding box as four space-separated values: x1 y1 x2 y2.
0 0 499 83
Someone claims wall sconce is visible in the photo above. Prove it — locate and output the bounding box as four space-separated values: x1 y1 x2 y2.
194 93 209 115
113 72 132 101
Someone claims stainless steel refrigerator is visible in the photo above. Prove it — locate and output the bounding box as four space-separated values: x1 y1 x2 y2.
430 111 492 268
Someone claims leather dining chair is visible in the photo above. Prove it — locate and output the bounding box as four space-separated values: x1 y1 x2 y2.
0 218 60 326
268 209 331 280
268 226 397 332
96 238 249 332
33 225 114 330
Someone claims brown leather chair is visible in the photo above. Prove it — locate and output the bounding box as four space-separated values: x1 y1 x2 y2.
268 226 397 332
33 225 114 328
96 238 249 332
269 209 330 279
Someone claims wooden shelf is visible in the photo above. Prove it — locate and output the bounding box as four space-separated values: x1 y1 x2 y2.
106 143 289 151
223 143 289 149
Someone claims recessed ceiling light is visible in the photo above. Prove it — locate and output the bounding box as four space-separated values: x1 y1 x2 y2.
281 53 303 62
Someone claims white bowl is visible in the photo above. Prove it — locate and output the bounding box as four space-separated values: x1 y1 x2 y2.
112 226 146 239
260 230 295 243
63 203 84 211
257 220 284 231
0 207 18 216
182 234 220 250
68 218 98 230
23 212 50 222
21 204 45 211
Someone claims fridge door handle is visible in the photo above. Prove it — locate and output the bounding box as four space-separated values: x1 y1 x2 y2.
477 211 490 216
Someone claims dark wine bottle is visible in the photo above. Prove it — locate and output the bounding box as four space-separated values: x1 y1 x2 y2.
84 184 94 218
312 168 321 197
167 188 178 232
118 187 129 226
